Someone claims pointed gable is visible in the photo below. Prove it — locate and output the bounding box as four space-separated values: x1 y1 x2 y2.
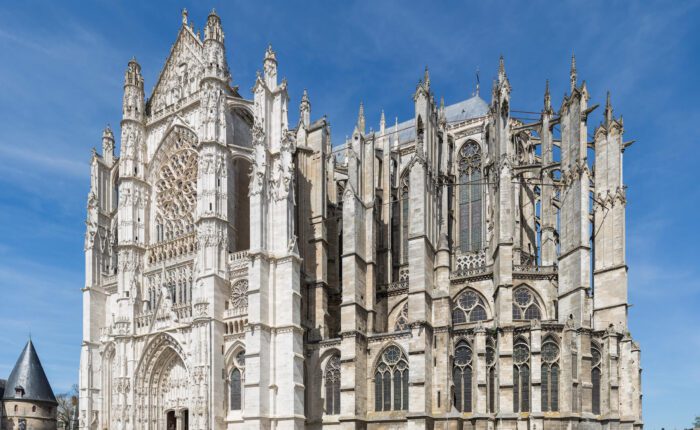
3 340 57 405
147 26 204 117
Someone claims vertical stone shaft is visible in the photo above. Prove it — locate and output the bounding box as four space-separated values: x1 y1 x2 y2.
558 84 591 328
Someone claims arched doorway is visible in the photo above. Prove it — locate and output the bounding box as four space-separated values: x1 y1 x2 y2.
135 335 191 430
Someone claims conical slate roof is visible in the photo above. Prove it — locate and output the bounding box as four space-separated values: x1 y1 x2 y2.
2 340 57 404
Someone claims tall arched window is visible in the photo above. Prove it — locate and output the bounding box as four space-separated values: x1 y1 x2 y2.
458 141 482 253
453 341 473 412
591 345 602 415
512 287 542 321
541 337 560 412
229 350 245 411
374 345 409 411
400 174 410 264
486 337 497 413
324 355 341 415
452 289 488 324
513 339 530 412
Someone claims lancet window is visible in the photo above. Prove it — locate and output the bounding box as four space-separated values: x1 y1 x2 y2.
400 174 410 264
513 339 530 412
229 350 245 411
486 337 497 413
458 141 482 253
591 345 602 415
324 355 341 415
541 337 560 412
453 340 473 412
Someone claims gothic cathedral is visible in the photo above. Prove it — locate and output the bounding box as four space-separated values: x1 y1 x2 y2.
80 10 643 430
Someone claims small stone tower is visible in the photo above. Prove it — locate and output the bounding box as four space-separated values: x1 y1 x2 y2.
2 340 57 430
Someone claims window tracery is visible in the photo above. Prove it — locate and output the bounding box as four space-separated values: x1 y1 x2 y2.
374 345 409 411
324 355 341 415
452 289 488 324
230 279 249 311
541 337 559 412
486 337 497 413
153 130 198 241
453 340 473 412
458 141 482 252
229 350 245 411
513 339 530 412
512 287 542 321
400 174 410 264
394 303 409 331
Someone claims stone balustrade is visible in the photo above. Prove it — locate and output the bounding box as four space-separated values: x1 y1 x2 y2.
147 233 197 265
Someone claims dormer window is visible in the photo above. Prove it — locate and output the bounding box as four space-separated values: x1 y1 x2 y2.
15 385 25 398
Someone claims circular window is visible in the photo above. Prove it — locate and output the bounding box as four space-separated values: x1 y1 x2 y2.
455 344 472 365
514 288 531 306
513 343 530 364
542 342 559 363
384 346 401 365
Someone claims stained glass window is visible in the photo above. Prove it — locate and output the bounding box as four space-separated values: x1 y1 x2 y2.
458 141 482 252
375 345 409 411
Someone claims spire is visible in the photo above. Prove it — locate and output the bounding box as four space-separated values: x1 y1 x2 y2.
300 89 310 127
475 67 480 97
356 102 366 134
544 79 552 113
439 96 446 124
263 44 278 88
380 109 386 133
102 125 115 161
2 340 57 404
570 52 577 91
498 55 507 84
204 9 223 43
605 91 613 126
424 65 431 89
181 8 188 25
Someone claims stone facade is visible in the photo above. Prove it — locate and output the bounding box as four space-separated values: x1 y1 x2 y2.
79 10 643 430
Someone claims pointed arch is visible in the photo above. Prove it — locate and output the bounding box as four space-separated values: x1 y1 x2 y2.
512 284 546 321
541 334 560 412
453 339 474 412
452 287 491 324
373 344 409 411
457 139 483 253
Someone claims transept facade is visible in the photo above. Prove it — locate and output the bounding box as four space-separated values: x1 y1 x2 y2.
79 10 643 430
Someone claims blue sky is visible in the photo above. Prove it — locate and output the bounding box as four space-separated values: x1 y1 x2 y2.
0 1 698 427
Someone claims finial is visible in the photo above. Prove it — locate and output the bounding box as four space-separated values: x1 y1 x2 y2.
544 79 551 112
182 8 188 25
264 43 276 62
424 65 430 88
357 102 365 133
570 52 577 91
380 109 385 126
302 88 309 103
605 91 613 125
440 96 445 109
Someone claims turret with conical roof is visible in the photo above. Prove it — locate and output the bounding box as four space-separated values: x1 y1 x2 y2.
3 340 56 405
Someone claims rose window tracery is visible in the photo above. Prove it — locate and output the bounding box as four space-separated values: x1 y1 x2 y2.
153 130 198 241
230 279 249 311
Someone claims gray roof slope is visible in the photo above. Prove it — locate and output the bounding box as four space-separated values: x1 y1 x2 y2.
383 95 489 145
3 340 57 404
334 95 489 162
